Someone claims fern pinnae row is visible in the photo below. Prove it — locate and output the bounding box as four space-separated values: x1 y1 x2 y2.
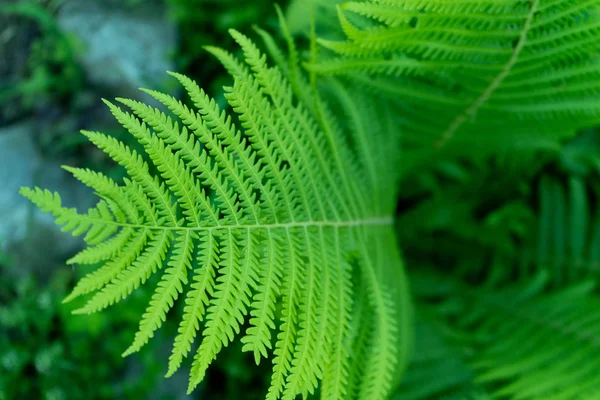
63 166 141 224
291 79 361 220
309 76 373 218
274 5 302 108
188 229 245 393
326 81 379 209
525 18 600 49
355 227 398 400
241 229 284 364
224 79 291 222
252 27 288 79
123 180 163 226
310 27 377 218
438 0 539 146
103 99 210 227
167 231 219 377
231 30 344 222
74 230 172 315
345 271 372 400
207 41 328 222
78 202 119 244
137 88 249 224
81 130 179 226
63 229 150 303
310 90 367 220
167 72 263 224
267 227 305 400
224 77 299 221
512 38 600 77
235 228 263 313
226 228 264 356
321 227 352 400
282 226 324 399
312 227 337 388
276 6 324 118
67 226 134 265
533 0 597 28
113 97 224 223
123 230 195 357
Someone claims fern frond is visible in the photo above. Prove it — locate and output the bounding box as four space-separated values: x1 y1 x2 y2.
21 31 410 400
520 174 600 284
408 269 600 399
393 320 483 400
310 0 600 149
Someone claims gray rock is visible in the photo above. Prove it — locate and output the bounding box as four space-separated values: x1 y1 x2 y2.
0 122 94 277
57 0 176 95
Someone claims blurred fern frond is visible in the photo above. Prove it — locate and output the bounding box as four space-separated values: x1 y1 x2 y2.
520 173 600 284
400 270 600 399
309 0 600 149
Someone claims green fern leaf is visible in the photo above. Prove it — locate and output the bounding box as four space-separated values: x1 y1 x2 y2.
408 269 600 399
309 0 600 150
21 31 411 400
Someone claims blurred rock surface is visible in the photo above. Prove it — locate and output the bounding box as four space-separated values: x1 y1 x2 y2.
56 0 176 97
0 122 94 277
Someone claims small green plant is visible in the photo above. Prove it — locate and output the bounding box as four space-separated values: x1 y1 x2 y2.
21 1 600 399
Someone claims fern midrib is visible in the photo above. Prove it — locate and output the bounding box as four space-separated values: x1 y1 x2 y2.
438 0 540 146
70 214 394 232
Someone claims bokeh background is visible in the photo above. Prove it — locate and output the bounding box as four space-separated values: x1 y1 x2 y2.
1 0 288 398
